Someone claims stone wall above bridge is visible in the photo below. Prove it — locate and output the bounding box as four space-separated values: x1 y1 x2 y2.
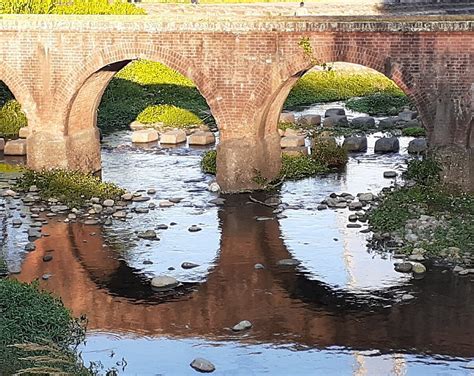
0 15 473 191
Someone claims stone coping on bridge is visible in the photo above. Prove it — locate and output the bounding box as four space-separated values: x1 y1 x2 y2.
0 14 473 33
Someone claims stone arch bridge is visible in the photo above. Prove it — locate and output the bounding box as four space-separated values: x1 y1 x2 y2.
0 15 473 192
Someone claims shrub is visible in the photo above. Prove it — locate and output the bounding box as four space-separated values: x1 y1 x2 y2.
403 158 441 186
201 150 217 175
402 127 426 137
0 100 28 138
311 141 348 168
0 0 145 15
346 92 411 116
279 154 328 180
16 169 125 207
137 104 202 127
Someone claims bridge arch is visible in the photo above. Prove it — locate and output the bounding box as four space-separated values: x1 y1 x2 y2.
54 43 222 172
0 63 35 120
254 43 429 137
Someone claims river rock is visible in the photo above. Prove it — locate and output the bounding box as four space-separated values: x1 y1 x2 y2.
138 230 158 240
28 228 41 238
189 225 202 232
325 108 345 117
351 116 375 129
190 358 215 373
298 114 321 126
84 219 99 225
182 262 199 269
151 275 179 290
188 131 215 145
378 117 399 130
347 223 361 228
407 138 428 154
349 201 363 210
147 188 156 195
323 115 349 128
4 139 27 156
374 137 400 153
317 204 327 210
156 224 169 230
92 204 103 213
401 294 415 301
132 196 150 202
103 199 114 207
411 262 427 274
121 193 133 201
159 200 174 208
112 211 126 219
160 129 186 144
277 259 299 267
342 136 367 152
12 219 22 226
208 182 220 193
232 320 252 332
42 254 53 262
280 136 305 148
383 171 398 178
2 189 16 197
25 242 36 252
395 262 413 273
131 129 159 143
358 193 374 202
398 110 417 121
279 112 295 123
254 263 265 270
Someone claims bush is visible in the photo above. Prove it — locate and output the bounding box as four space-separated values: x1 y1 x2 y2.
284 70 404 109
137 104 202 127
402 127 426 137
201 150 217 175
279 154 327 180
346 92 411 116
16 169 125 207
0 0 145 15
403 158 441 186
311 141 348 168
0 100 28 138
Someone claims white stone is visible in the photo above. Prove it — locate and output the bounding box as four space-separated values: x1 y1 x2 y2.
159 200 174 208
4 139 27 156
103 199 114 207
18 127 30 138
188 131 215 145
131 129 159 143
280 136 305 148
208 182 220 193
160 129 186 144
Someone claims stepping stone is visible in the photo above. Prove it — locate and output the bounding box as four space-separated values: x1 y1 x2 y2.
131 129 159 143
188 131 215 145
279 112 295 123
4 139 27 156
280 136 305 148
160 129 186 144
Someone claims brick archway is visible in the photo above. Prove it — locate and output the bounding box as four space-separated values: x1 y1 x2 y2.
0 63 34 119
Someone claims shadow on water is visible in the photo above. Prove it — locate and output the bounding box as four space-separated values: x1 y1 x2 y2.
15 194 474 358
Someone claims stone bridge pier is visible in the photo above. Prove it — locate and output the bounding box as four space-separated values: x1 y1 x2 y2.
0 15 472 192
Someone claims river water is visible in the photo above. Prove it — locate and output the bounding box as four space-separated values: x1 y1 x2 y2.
1 103 473 375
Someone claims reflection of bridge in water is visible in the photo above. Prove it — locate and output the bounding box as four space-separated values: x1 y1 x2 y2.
17 196 474 359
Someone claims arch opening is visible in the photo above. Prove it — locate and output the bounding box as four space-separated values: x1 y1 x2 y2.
0 81 28 140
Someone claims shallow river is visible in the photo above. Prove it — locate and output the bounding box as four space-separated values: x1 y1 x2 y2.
1 103 473 375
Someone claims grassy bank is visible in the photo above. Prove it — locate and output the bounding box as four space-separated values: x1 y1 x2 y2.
368 158 474 258
0 0 145 15
0 278 90 375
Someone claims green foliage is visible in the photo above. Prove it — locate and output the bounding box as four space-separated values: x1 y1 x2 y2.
137 104 202 127
345 92 411 116
16 169 125 207
278 122 299 131
279 154 328 180
0 279 90 375
0 82 28 138
403 158 441 186
311 140 348 168
98 60 209 132
402 127 426 137
201 150 217 175
285 70 405 109
0 0 145 15
0 163 24 174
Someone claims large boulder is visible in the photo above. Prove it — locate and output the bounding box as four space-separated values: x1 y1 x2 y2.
374 137 400 153
4 139 27 155
378 116 400 130
324 108 345 117
407 138 428 154
342 136 368 152
298 114 321 126
131 129 159 143
188 131 215 145
351 116 375 129
160 129 186 144
398 110 418 121
323 115 349 128
280 112 295 123
280 136 305 148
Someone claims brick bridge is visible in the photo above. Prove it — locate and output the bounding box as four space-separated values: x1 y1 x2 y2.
0 15 473 191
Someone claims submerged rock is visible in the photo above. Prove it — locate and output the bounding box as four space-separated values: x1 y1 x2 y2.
138 230 158 240
277 259 299 267
181 262 200 269
151 275 179 290
395 262 413 273
190 358 216 373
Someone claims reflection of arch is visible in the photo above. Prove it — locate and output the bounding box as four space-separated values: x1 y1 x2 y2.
253 43 429 136
16 196 474 356
56 43 221 135
0 63 34 117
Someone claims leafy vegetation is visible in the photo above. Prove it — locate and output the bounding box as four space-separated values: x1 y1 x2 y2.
403 158 441 186
0 82 28 138
402 127 426 137
278 154 328 180
0 0 145 15
137 104 202 127
311 140 348 168
0 279 90 375
16 169 125 207
346 92 411 116
201 150 217 175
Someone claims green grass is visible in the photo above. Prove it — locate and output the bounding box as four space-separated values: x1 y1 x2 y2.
16 169 125 207
0 82 27 138
0 279 90 375
278 154 328 180
346 92 411 116
402 127 426 137
0 0 145 15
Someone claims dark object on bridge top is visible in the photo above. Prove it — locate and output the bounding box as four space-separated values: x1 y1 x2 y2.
380 0 474 15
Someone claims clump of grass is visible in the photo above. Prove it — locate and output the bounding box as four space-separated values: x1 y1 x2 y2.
16 169 125 207
346 92 411 116
0 0 145 15
402 127 426 137
201 150 217 175
311 140 348 168
278 154 328 180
